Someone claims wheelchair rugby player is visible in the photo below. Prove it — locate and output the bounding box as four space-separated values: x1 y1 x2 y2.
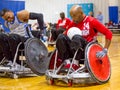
46 5 112 86
0 8 48 78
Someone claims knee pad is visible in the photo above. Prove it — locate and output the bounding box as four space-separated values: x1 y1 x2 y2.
71 35 87 50
56 34 70 43
56 34 65 46
56 34 70 50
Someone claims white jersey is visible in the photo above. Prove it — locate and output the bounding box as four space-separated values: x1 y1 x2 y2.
5 14 33 38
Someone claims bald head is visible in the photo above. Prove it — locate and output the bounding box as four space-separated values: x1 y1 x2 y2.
70 5 85 23
70 5 82 13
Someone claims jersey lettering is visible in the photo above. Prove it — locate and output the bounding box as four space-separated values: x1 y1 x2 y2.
82 22 90 36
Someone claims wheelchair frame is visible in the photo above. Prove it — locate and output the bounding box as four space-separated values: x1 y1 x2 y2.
0 42 36 79
0 38 39 78
46 42 111 86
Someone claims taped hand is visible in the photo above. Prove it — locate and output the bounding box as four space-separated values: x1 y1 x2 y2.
96 48 108 58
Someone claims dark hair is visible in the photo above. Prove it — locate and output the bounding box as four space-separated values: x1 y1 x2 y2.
60 12 65 19
60 12 65 16
0 8 10 17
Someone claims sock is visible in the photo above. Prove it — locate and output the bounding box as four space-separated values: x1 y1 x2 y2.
64 59 71 64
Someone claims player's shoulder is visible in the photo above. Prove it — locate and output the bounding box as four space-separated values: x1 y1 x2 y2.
86 16 95 21
18 10 29 13
66 17 70 20
17 10 29 16
85 16 99 24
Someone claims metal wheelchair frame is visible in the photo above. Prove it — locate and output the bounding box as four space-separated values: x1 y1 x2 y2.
46 42 111 86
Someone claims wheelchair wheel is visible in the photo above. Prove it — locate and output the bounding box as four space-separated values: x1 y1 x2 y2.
0 46 4 62
85 42 111 84
25 38 49 75
48 49 62 69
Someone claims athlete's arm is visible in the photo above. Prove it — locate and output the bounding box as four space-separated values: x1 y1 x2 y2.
17 10 30 23
91 19 112 49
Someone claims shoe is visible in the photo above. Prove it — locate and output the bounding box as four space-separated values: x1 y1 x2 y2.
58 64 80 74
58 64 70 74
72 64 80 70
2 60 13 67
64 63 70 68
60 64 70 74
15 63 26 70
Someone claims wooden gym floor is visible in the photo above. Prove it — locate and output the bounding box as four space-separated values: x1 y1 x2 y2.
0 34 120 90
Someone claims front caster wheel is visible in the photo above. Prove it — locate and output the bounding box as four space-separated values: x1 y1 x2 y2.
68 79 72 86
49 78 54 85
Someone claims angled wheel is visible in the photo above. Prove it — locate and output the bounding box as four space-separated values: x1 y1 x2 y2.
48 49 62 69
85 42 111 84
0 46 4 62
25 38 49 75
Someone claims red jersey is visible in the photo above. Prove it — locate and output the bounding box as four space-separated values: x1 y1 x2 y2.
64 16 112 42
56 18 71 29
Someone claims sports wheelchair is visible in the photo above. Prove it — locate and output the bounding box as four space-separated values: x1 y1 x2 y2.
0 37 48 78
46 42 111 86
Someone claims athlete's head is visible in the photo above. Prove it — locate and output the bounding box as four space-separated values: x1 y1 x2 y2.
70 5 85 24
0 8 14 22
60 12 65 20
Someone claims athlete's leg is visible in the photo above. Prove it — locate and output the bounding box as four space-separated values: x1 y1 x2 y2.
71 35 88 64
56 34 72 61
8 34 22 64
29 13 44 30
0 33 12 60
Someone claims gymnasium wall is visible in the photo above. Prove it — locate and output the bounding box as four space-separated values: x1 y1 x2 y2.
67 3 93 20
25 0 109 24
109 0 120 23
1 0 119 29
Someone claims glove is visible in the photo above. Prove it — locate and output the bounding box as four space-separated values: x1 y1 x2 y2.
96 48 108 58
